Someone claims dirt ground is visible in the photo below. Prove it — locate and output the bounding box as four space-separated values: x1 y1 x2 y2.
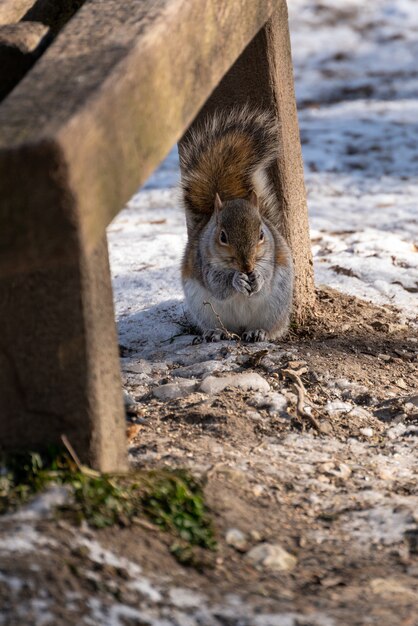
1 289 417 626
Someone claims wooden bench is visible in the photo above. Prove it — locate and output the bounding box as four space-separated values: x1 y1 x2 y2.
0 0 313 470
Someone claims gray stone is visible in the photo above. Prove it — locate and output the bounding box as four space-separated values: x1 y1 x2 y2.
225 528 248 551
153 380 197 401
200 373 270 395
359 427 374 438
245 543 297 571
172 360 224 379
250 392 288 415
120 358 153 375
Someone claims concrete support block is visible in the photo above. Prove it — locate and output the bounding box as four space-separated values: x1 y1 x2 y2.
0 235 127 471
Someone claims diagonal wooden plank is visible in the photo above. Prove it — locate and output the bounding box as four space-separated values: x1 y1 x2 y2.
0 0 37 25
0 0 279 277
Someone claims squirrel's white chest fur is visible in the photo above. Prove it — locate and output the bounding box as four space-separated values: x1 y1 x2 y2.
183 266 291 340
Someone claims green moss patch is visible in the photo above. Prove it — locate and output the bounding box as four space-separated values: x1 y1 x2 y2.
0 449 216 557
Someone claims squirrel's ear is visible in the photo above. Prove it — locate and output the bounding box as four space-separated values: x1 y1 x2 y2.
214 193 223 213
249 190 259 209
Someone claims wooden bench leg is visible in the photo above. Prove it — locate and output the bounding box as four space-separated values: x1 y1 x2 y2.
0 235 127 471
179 1 314 323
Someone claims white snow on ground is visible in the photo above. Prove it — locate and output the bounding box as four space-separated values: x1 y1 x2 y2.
289 0 418 107
108 0 417 350
0 524 56 553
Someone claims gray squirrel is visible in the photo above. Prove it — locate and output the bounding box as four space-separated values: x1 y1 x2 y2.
180 107 293 342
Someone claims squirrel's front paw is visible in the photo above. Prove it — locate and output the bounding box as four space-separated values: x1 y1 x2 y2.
248 269 264 295
242 329 268 342
232 272 252 295
202 329 230 342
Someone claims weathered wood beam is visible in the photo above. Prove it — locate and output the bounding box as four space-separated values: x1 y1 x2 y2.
0 22 50 100
0 0 279 279
22 0 87 34
0 0 37 25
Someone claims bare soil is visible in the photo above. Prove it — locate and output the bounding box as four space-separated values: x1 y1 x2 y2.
1 289 417 625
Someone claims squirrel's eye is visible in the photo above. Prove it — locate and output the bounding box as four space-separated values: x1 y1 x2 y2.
259 229 264 241
220 230 228 244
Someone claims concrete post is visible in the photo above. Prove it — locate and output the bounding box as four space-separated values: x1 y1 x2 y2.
0 233 127 471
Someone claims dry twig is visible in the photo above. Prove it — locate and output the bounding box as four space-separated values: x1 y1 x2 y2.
281 369 325 433
202 301 241 341
61 434 101 478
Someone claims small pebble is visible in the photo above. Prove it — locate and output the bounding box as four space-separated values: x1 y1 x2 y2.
359 427 374 438
225 528 248 552
200 372 270 395
378 354 391 362
153 380 197 401
246 543 297 571
250 530 262 542
325 401 353 416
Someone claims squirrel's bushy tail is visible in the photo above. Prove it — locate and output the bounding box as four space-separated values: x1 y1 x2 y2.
180 106 279 226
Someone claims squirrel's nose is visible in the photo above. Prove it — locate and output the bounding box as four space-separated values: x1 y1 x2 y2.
242 263 254 274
